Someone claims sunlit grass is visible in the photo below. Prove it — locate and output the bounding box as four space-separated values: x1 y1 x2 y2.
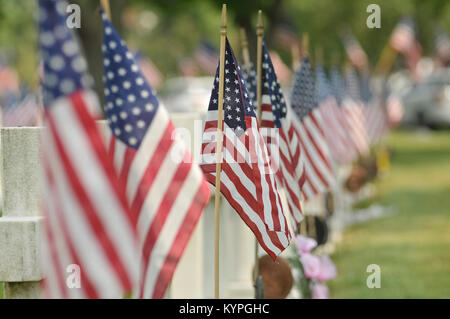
328 129 450 298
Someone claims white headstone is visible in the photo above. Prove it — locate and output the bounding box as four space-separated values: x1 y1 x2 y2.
0 127 44 298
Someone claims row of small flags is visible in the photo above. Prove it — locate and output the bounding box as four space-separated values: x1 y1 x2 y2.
35 0 398 299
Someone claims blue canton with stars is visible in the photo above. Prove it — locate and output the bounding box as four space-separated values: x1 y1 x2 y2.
345 66 361 102
241 61 257 107
290 57 318 121
261 41 287 128
39 0 94 106
315 64 334 103
330 67 346 105
101 12 159 149
208 38 255 136
359 71 373 103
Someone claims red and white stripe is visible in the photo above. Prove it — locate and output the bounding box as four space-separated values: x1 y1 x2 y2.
341 97 370 156
364 101 387 145
389 21 422 78
260 94 304 229
2 94 43 127
317 95 358 164
290 107 334 201
41 90 140 298
386 93 404 128
200 110 291 260
106 105 211 299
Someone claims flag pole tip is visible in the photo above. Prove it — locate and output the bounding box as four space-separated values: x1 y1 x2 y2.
302 33 309 57
221 4 227 29
257 11 263 28
257 10 263 35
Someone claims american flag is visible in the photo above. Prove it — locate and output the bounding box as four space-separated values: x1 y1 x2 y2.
241 61 257 105
101 13 211 299
274 23 300 50
259 41 304 229
2 93 43 127
385 84 404 128
315 64 356 164
330 67 345 105
134 51 164 91
200 38 291 260
0 64 19 96
389 17 422 75
341 32 368 70
360 71 387 144
269 51 292 85
195 41 220 75
342 66 370 156
291 57 334 200
435 28 450 66
38 0 140 298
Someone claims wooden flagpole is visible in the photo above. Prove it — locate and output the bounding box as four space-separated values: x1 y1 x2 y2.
213 3 227 299
240 28 251 74
253 10 264 299
374 42 397 76
291 43 301 71
301 33 309 60
100 0 112 20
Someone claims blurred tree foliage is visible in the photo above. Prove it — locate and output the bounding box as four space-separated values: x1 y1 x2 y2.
0 0 449 88
0 0 38 88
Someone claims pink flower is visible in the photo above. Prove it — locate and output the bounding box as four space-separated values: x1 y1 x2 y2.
295 235 317 254
300 253 321 279
311 282 329 299
317 255 337 281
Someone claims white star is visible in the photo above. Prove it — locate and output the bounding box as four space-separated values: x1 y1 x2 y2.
132 107 141 115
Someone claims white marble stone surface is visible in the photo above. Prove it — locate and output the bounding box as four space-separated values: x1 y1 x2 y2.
0 127 44 298
0 216 43 282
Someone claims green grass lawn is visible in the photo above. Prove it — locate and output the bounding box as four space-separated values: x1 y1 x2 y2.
328 129 450 298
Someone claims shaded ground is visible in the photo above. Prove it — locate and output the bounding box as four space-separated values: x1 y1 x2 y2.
329 129 450 298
